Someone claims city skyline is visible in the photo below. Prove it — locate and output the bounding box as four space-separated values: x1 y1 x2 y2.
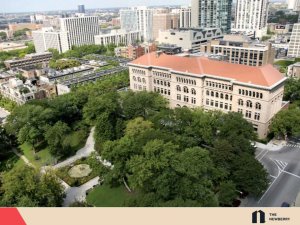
0 0 190 13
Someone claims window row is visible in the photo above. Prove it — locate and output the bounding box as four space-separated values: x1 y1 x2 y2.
240 109 261 121
132 68 146 75
206 90 232 100
132 76 146 84
133 84 146 90
177 94 196 104
153 71 171 79
206 81 232 90
154 79 170 87
176 85 196 95
154 87 171 96
238 99 261 109
176 77 196 85
239 89 263 99
206 99 232 110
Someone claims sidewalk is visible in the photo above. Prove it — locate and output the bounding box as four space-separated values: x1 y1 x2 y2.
255 139 287 151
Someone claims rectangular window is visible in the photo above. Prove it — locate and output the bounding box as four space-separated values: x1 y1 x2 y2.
177 94 181 101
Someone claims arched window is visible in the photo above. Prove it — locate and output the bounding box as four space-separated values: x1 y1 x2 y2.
246 100 253 108
176 85 181 92
160 80 163 85
256 102 261 110
133 76 136 81
238 99 243 106
142 78 146 84
184 86 189 93
191 88 196 95
260 93 263 99
216 92 219 98
206 90 209 96
220 93 224 99
168 82 170 87
138 77 141 82
211 91 214 97
225 94 229 100
176 104 181 108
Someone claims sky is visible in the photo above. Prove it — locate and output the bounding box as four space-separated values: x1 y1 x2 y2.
0 0 190 13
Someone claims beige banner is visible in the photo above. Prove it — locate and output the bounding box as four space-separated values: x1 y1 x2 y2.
18 208 300 225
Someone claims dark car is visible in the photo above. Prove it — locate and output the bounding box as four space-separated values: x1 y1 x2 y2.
281 202 290 207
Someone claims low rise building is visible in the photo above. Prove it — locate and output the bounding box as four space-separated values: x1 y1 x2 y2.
94 29 140 46
157 28 223 53
128 52 286 139
115 43 157 59
0 78 37 104
0 42 27 52
201 35 275 66
4 52 52 70
8 23 42 32
268 23 293 35
39 65 94 84
287 62 300 78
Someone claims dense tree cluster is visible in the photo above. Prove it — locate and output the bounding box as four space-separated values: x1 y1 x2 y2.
0 166 64 207
48 44 116 61
4 72 129 158
270 78 300 139
82 90 268 206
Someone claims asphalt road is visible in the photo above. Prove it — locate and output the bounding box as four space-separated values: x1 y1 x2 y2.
245 144 300 207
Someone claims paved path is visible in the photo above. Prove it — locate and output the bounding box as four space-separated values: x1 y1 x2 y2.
53 127 96 169
12 149 35 168
12 127 106 206
63 176 101 206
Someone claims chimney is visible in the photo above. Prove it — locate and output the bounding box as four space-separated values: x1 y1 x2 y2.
156 50 163 58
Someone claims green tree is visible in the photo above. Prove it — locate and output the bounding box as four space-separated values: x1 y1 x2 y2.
45 121 71 157
217 181 237 206
0 166 64 207
270 106 300 138
231 153 268 196
121 91 168 119
0 127 13 159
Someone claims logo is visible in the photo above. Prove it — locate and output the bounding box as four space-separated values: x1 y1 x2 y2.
252 210 266 224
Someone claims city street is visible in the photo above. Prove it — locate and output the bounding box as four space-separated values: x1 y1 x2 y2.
245 140 300 207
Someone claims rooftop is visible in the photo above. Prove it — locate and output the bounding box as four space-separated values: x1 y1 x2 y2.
129 52 285 88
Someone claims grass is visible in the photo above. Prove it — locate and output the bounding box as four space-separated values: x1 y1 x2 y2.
55 155 108 187
19 143 56 168
86 184 133 207
95 64 115 72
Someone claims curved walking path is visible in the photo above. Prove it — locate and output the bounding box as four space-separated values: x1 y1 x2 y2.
63 177 102 206
53 127 96 169
14 127 103 206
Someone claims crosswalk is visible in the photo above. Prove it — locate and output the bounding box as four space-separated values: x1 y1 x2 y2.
286 143 300 149
273 160 288 172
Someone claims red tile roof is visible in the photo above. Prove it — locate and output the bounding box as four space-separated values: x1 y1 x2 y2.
129 52 285 87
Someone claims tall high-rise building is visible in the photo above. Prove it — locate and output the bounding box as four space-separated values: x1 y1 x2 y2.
78 5 85 14
288 23 300 57
33 16 101 53
191 0 232 33
59 16 100 51
234 0 268 34
120 6 153 41
180 6 191 28
152 13 180 40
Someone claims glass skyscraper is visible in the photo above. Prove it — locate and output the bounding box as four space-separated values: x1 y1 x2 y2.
191 0 232 33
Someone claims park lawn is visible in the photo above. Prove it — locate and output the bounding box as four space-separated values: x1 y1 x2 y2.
19 143 56 168
86 185 133 207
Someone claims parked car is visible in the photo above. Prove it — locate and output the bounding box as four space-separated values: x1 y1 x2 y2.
281 202 290 207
